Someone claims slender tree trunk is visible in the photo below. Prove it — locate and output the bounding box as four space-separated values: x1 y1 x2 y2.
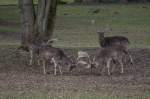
18 0 58 50
74 0 83 3
37 0 57 42
74 0 100 4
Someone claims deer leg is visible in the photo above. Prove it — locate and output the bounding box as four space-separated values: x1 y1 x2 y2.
106 59 112 75
58 64 63 75
118 59 124 74
37 59 40 65
99 61 105 75
29 50 33 65
126 51 133 65
52 58 57 75
129 54 133 65
42 60 46 75
37 55 41 65
100 65 105 75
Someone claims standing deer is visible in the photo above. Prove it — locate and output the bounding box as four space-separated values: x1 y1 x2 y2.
97 31 133 64
93 45 130 75
28 38 58 65
97 31 129 48
38 46 75 75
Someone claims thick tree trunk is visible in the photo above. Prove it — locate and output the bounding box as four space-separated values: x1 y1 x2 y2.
19 0 58 50
18 0 35 48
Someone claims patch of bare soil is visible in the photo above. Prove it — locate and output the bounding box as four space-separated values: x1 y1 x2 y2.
0 19 19 27
0 32 21 40
0 20 21 39
0 47 149 96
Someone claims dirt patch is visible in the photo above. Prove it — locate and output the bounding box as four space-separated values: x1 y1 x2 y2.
0 47 149 96
0 19 19 27
0 32 21 40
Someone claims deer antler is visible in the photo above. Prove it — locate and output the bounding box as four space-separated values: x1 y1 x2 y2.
46 38 58 45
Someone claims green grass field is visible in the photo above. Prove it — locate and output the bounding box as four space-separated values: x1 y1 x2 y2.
0 3 150 99
0 0 74 5
0 90 150 99
0 4 150 48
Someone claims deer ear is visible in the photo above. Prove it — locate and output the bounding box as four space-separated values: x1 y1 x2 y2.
97 30 105 34
46 38 58 44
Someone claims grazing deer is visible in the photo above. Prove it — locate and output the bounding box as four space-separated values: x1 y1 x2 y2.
38 46 75 75
93 45 130 75
97 31 133 64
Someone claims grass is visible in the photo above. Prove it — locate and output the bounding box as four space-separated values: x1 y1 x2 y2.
0 90 150 99
55 4 150 48
0 91 150 99
0 3 150 99
0 0 38 5
0 0 74 5
0 26 20 33
0 0 18 5
0 4 150 48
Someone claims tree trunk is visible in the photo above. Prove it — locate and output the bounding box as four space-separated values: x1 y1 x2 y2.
74 0 82 3
37 0 57 42
18 0 35 48
18 0 58 49
74 0 100 4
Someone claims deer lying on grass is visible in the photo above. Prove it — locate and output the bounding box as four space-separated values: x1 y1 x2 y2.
69 51 96 71
38 46 75 75
93 45 131 75
76 51 91 69
97 31 133 64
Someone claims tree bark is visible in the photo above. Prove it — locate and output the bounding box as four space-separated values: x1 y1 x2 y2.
18 0 58 49
37 0 57 42
74 0 100 4
74 0 82 3
18 0 35 48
